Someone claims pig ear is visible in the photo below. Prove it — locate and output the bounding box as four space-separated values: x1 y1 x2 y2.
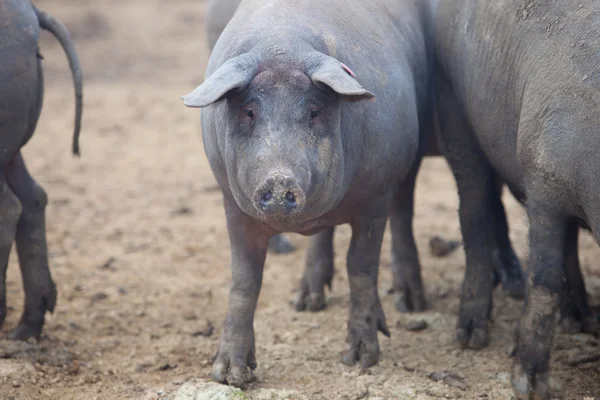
310 56 375 100
181 54 259 108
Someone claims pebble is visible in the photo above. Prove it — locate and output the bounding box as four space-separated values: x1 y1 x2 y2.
405 320 428 332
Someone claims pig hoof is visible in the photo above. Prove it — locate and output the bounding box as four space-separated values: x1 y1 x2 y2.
293 268 332 313
560 315 582 334
267 235 295 254
456 324 489 350
394 289 426 313
211 351 257 389
511 361 550 400
498 268 525 300
342 302 390 368
9 320 43 341
8 288 56 341
294 290 326 312
456 297 491 349
494 251 525 300
560 314 600 335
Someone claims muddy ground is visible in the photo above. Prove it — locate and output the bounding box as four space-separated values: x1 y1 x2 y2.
1 1 600 399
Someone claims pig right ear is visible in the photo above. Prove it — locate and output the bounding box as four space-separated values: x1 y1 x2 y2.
309 55 375 100
181 54 259 108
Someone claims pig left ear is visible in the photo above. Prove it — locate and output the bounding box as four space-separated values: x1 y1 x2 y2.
181 53 259 108
310 56 375 100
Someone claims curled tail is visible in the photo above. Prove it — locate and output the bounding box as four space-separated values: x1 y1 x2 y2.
34 6 83 156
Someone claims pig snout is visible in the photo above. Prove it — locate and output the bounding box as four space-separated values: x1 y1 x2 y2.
254 173 306 216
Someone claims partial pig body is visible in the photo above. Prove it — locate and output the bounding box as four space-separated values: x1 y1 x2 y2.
186 0 436 387
435 1 600 398
0 0 82 340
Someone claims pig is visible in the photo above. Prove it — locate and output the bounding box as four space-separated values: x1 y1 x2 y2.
434 0 600 398
183 0 439 387
0 0 83 339
203 0 526 315
206 0 296 255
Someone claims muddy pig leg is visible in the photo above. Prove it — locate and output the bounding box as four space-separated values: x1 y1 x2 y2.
436 71 497 350
389 162 426 313
5 153 56 340
559 224 599 335
490 177 526 300
511 201 565 400
0 171 22 330
294 227 335 312
211 196 269 389
342 213 390 368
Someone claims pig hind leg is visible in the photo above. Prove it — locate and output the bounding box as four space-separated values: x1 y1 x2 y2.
5 152 56 340
294 227 335 312
389 158 426 312
490 177 526 300
0 170 22 330
559 225 599 334
435 70 502 349
511 200 567 400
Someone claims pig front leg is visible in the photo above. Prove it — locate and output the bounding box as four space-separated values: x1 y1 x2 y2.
342 214 390 368
211 196 269 389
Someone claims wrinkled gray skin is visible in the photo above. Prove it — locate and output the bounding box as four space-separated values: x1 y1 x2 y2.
0 0 83 340
204 0 525 317
206 0 295 255
434 1 600 398
185 0 438 387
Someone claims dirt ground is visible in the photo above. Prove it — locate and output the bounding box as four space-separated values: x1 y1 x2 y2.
1 0 600 399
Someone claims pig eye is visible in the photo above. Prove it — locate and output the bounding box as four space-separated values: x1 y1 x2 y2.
310 109 320 126
245 109 255 120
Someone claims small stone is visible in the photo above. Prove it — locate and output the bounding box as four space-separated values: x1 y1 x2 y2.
405 319 428 331
90 292 108 304
171 206 193 217
429 236 461 257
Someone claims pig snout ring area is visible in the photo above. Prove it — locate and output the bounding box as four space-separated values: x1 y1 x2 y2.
254 175 305 216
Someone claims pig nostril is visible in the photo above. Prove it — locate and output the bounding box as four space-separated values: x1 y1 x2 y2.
261 191 273 203
285 191 296 204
